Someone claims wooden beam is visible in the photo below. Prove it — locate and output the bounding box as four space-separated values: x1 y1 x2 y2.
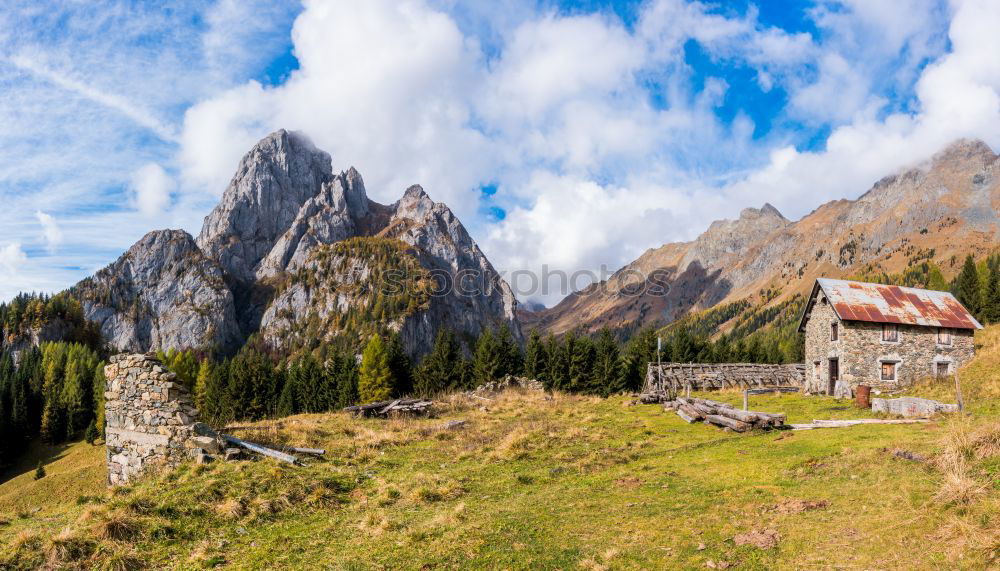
221 434 299 465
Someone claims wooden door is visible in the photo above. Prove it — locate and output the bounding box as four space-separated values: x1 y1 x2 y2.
828 358 839 395
936 362 949 377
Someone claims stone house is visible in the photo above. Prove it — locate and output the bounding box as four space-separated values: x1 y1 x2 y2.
798 278 981 395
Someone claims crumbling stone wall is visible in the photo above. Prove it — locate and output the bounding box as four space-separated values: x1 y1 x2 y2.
103 353 200 485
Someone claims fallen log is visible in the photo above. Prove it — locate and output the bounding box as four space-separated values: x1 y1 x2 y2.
344 398 434 418
676 409 698 424
678 403 705 422
287 446 326 456
714 407 760 424
705 414 750 432
221 434 299 465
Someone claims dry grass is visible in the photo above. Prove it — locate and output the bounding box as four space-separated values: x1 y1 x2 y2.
6 358 1000 569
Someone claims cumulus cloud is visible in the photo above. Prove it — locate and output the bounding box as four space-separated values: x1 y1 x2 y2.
0 242 28 275
4 0 1000 308
34 211 63 253
167 0 1000 306
130 163 174 217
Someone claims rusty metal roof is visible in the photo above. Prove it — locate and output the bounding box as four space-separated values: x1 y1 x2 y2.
799 278 983 331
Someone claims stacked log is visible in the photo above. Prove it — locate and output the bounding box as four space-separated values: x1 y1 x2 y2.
663 397 785 432
343 399 434 418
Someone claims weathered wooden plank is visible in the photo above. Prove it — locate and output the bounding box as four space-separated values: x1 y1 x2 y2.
221 434 299 465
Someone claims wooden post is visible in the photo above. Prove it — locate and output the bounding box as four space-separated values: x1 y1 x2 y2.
954 367 965 413
743 389 749 411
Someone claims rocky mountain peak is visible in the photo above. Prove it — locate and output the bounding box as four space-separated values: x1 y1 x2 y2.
196 129 334 284
395 185 435 221
932 138 996 166
739 203 787 223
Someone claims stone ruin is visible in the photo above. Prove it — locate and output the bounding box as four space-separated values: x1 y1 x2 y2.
104 353 221 485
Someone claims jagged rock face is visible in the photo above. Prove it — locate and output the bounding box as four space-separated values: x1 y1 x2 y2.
70 129 520 357
256 167 370 279
257 183 522 356
197 129 334 285
526 138 1000 336
73 230 242 352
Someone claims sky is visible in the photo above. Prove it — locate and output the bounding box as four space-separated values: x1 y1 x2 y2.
1 0 999 306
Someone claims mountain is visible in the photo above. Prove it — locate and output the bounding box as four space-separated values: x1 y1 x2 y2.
523 139 1000 338
71 130 520 357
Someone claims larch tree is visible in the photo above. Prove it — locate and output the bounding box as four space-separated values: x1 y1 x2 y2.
358 335 393 404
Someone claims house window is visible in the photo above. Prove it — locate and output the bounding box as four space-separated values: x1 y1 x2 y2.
813 361 821 380
881 362 897 381
881 324 899 342
831 322 839 341
937 328 952 346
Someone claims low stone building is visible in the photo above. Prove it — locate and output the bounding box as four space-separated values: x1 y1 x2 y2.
798 278 980 395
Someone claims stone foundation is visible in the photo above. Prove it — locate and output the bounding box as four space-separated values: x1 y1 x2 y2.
103 353 202 486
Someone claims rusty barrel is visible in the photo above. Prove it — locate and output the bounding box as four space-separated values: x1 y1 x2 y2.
855 385 872 409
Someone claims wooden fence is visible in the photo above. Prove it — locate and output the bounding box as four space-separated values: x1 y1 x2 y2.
644 362 805 395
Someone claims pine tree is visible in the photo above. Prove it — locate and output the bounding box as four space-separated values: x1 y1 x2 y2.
545 334 569 391
621 328 656 393
277 371 298 417
84 420 98 445
591 329 623 396
496 323 523 377
359 335 393 404
92 363 106 438
983 263 1000 324
957 254 983 317
385 333 414 397
201 359 230 424
472 329 503 386
567 334 595 393
39 343 68 443
331 354 359 409
34 460 45 480
288 355 317 413
415 330 462 396
523 330 547 383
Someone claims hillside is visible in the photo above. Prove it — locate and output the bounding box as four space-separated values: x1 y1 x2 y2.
2 331 999 568
524 139 1000 338
64 130 520 359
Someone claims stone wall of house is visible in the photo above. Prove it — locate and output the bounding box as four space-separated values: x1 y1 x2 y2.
836 321 973 388
103 353 201 486
804 291 975 394
803 292 840 394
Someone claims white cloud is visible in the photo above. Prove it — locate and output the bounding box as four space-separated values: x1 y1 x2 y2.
34 211 63 253
9 54 179 143
130 163 174 217
0 243 28 275
4 0 999 310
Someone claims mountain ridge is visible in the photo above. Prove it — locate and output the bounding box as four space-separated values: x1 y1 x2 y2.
66 130 521 357
522 138 1000 337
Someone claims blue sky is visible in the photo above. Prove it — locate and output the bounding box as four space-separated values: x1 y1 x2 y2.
1 0 998 304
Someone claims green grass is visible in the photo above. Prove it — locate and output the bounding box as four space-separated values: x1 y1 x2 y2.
5 327 1000 569
0 390 994 570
